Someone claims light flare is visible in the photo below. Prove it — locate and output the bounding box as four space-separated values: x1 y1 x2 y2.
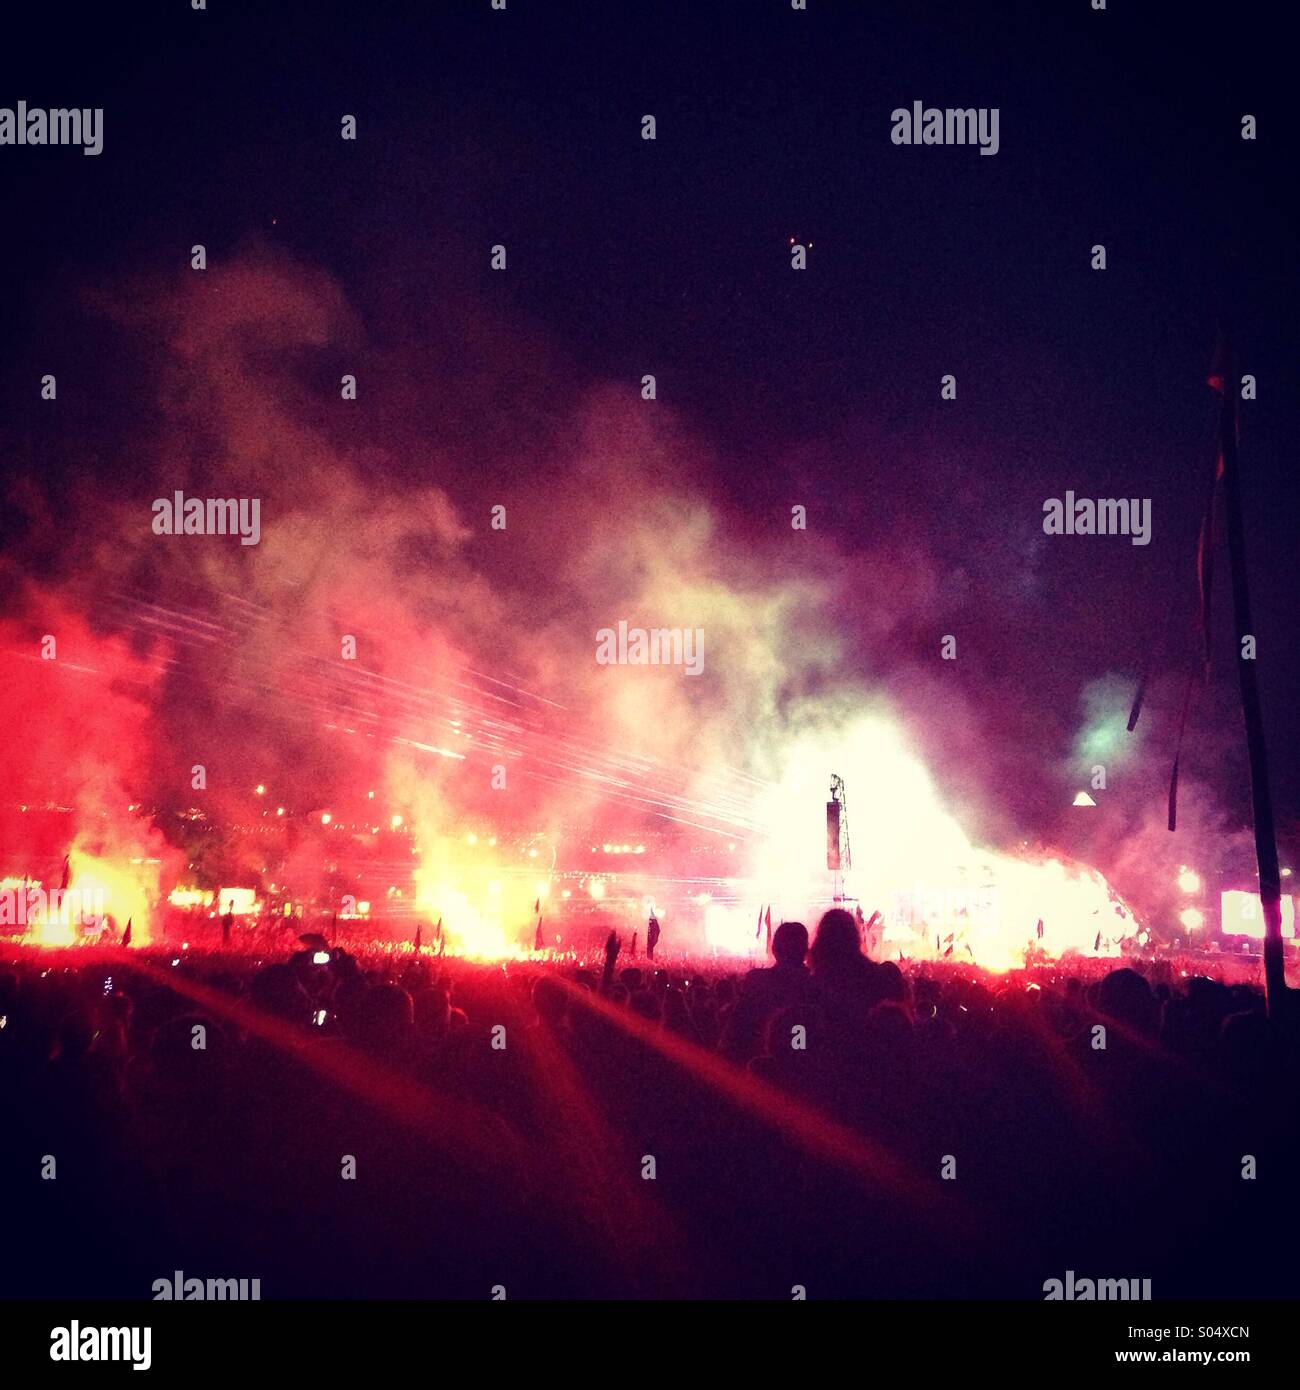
744 713 1136 972
23 843 162 948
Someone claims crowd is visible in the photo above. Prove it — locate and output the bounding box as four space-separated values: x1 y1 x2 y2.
3 907 1297 1299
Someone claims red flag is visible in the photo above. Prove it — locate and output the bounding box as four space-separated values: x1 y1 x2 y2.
122 918 132 947
533 914 543 952
755 903 764 939
764 906 772 955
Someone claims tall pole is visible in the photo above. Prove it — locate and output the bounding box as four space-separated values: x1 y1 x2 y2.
1216 325 1286 1016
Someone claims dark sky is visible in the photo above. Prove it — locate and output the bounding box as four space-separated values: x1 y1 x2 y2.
1 0 1296 835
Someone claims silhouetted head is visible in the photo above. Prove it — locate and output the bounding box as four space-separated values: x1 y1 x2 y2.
875 959 908 1004
1186 975 1228 1016
400 961 431 993
413 984 452 1035
1097 967 1156 1034
248 963 309 1024
630 990 661 1023
810 908 861 975
350 983 414 1053
532 975 568 1024
772 921 809 967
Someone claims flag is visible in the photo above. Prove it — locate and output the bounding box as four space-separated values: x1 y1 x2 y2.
1131 342 1235 830
1196 484 1217 675
1094 930 1102 952
1126 670 1148 733
1195 331 1238 676
1142 350 1230 830
755 903 764 939
414 924 422 951
534 898 540 914
60 855 71 892
122 918 132 947
534 914 544 952
1195 355 1225 679
862 906 884 950
764 906 772 955
1167 662 1197 830
435 916 443 942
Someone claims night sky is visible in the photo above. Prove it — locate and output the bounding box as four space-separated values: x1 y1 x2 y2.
1 0 1296 851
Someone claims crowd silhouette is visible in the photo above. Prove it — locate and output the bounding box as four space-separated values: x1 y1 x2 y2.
3 907 1297 1299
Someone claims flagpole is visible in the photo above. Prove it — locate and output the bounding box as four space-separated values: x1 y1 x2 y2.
1216 323 1286 1016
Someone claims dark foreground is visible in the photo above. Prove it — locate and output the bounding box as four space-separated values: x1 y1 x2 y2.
3 932 1297 1300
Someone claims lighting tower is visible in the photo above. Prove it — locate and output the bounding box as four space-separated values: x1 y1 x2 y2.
827 773 852 900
